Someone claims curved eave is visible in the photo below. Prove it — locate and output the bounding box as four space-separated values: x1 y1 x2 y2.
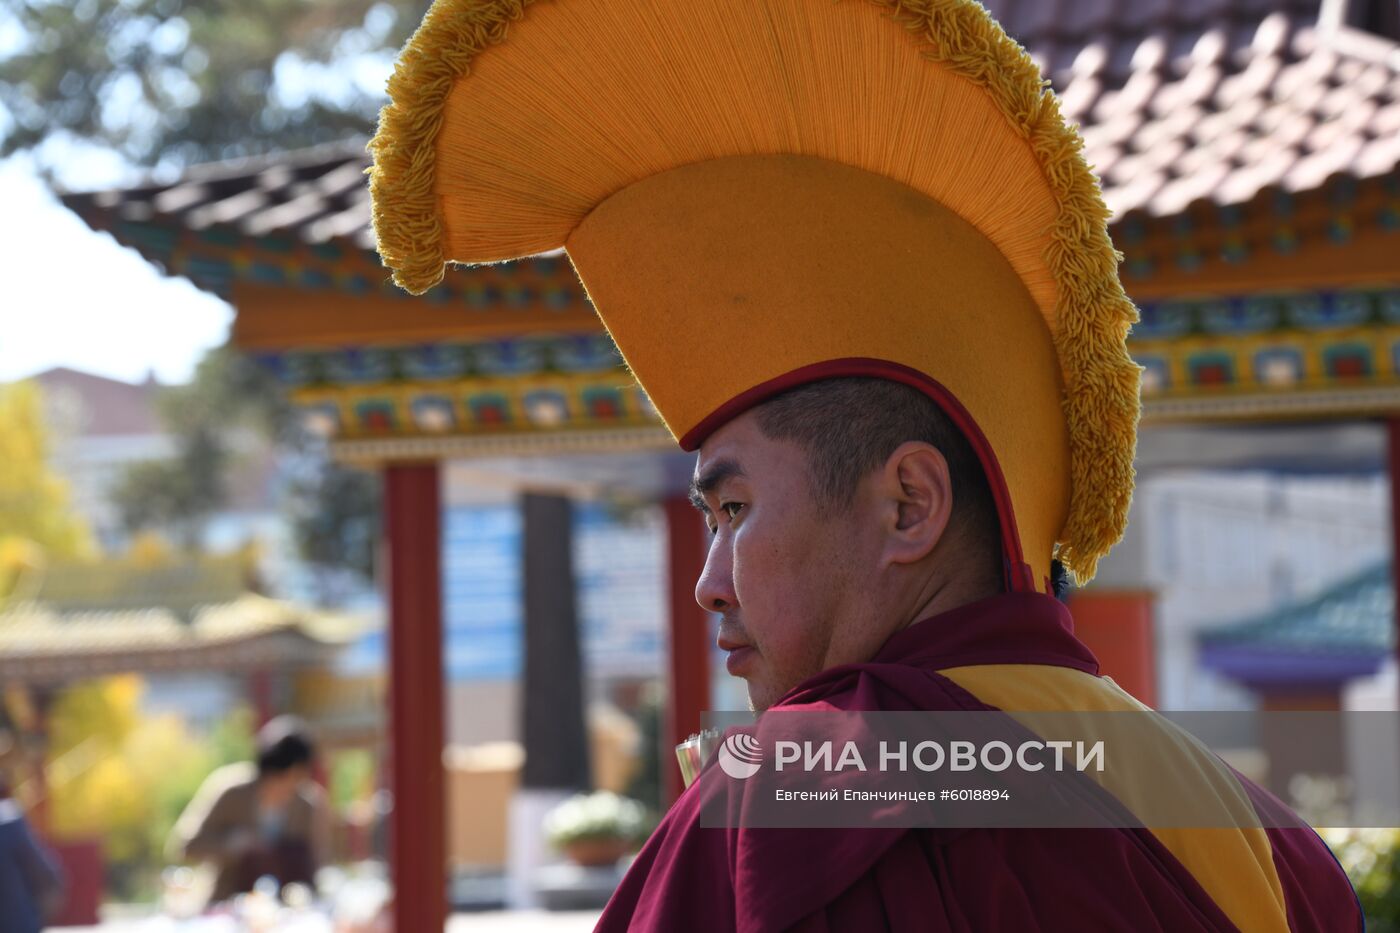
1198 644 1386 690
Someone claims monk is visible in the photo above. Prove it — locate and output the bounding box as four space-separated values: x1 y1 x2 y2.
361 0 1365 928
595 378 1361 932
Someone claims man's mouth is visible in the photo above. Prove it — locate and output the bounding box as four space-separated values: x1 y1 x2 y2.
717 633 757 677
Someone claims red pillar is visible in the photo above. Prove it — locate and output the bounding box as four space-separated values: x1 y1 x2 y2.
1066 591 1157 708
663 496 710 805
384 464 445 931
1389 418 1400 708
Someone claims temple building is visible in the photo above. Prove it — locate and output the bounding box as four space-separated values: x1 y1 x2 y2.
57 0 1400 923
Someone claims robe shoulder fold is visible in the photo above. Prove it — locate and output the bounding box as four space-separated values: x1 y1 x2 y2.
597 662 1241 933
595 596 1361 932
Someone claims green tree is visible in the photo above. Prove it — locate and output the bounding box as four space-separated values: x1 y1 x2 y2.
0 0 423 168
109 429 226 549
108 354 238 548
190 346 381 598
289 454 380 595
108 344 282 548
110 343 380 598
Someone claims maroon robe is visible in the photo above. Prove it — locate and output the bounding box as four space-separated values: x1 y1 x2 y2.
596 592 1361 932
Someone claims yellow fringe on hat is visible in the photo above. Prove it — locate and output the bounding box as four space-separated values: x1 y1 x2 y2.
881 0 1142 583
368 0 1141 584
369 0 531 296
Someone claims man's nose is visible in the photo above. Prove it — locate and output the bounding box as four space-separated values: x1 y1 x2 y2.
694 535 736 612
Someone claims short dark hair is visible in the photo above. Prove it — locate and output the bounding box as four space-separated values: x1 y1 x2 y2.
752 378 1003 588
255 716 316 776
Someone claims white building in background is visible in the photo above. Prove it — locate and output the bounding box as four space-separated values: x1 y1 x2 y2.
33 367 175 549
30 365 294 570
1141 470 1389 711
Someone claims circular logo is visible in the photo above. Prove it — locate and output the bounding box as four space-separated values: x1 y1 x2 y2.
717 732 763 780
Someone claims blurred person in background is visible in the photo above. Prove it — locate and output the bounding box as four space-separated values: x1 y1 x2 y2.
0 775 64 933
167 715 331 905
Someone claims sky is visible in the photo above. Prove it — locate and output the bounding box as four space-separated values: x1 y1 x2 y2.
0 154 233 386
0 4 404 388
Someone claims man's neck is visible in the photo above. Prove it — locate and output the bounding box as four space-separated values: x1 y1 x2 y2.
896 566 1001 635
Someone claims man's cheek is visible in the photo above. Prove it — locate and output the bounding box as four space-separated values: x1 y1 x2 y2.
729 521 773 599
757 629 796 679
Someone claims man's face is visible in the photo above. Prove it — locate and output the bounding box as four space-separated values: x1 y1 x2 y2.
259 765 310 806
691 411 879 710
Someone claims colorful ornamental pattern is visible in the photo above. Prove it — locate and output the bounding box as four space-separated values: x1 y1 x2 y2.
260 287 1400 449
98 218 589 307
1134 286 1400 421
263 333 663 442
1116 176 1400 280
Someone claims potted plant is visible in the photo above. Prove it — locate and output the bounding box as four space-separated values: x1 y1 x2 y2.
544 791 648 868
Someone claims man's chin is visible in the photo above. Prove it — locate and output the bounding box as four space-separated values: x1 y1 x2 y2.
744 676 793 713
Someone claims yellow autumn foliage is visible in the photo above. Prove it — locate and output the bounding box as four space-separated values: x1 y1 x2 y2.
46 677 232 872
0 381 93 595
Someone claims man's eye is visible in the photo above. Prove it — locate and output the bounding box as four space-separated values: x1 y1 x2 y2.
721 502 744 520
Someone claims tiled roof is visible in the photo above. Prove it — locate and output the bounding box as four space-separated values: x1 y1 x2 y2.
997 0 1400 218
58 2 1400 248
26 553 254 622
1200 560 1392 656
0 593 364 682
63 138 378 251
0 552 363 681
1197 559 1392 687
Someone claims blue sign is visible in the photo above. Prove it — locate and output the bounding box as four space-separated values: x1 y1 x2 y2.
345 502 665 682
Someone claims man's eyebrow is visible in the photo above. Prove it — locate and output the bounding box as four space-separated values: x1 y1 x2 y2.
687 458 746 513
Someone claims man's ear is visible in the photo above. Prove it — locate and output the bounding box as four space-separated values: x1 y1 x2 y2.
875 441 954 567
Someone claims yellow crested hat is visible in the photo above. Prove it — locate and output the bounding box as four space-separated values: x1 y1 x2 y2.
368 0 1141 590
